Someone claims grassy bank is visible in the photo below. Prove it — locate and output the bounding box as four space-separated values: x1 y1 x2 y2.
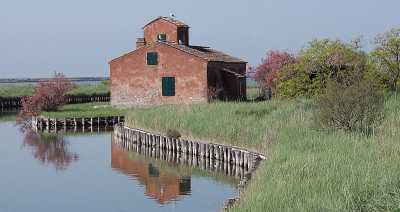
0 85 33 99
0 82 110 99
126 101 283 152
42 102 127 118
125 95 400 210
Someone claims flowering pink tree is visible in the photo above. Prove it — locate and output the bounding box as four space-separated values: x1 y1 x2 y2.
16 72 77 126
252 50 297 91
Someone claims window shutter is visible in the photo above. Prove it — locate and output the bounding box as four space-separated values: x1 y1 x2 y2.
162 77 175 96
147 52 158 65
162 77 168 96
157 34 166 41
169 77 175 96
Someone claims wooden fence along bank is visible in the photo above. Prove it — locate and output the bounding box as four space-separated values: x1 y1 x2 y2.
114 134 250 180
32 116 125 132
114 123 265 170
113 122 265 210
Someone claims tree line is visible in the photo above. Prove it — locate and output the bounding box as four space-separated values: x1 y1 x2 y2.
249 28 400 99
249 28 399 132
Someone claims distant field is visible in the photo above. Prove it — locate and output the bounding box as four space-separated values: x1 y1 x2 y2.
0 82 110 99
0 77 109 84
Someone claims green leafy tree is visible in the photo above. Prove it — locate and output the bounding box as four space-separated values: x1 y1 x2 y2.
299 37 367 87
274 38 368 98
370 28 400 93
274 62 317 98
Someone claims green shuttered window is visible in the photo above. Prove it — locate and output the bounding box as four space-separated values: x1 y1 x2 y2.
157 34 166 41
162 77 175 96
147 52 158 65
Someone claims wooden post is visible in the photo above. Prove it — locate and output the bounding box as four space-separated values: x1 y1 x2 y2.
199 143 205 157
227 148 231 164
188 141 192 154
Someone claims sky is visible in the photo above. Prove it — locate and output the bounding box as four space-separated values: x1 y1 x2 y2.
0 0 399 78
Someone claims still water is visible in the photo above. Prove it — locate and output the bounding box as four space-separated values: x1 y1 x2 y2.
0 118 238 212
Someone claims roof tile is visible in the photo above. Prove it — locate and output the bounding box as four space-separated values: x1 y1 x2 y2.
161 41 246 63
110 41 246 64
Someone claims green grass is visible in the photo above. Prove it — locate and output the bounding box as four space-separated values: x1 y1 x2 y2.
0 85 33 99
42 102 127 118
126 101 283 152
0 82 110 99
246 87 262 101
125 95 400 211
66 82 110 96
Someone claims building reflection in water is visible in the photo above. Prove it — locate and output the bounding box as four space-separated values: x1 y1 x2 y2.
22 129 79 171
111 138 191 204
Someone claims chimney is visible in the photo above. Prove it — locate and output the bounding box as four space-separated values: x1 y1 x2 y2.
136 38 146 49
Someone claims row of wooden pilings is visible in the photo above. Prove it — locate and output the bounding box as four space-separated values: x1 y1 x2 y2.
33 124 114 134
114 134 249 180
0 100 22 108
32 116 125 130
114 122 265 170
65 95 110 104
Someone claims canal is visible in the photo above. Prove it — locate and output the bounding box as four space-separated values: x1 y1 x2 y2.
0 114 239 212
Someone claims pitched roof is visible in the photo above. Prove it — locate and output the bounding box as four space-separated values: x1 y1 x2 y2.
161 41 246 63
109 41 247 64
142 16 189 29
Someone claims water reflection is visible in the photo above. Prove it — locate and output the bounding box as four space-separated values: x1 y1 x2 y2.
111 140 191 203
22 129 79 171
114 135 248 180
22 124 112 171
112 136 241 205
0 119 238 211
0 108 18 122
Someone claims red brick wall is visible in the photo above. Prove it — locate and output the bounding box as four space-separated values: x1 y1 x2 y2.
143 19 189 45
110 42 208 107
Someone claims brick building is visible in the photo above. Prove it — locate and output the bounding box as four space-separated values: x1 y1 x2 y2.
109 16 247 107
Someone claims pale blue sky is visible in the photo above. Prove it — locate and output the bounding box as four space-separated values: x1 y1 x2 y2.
0 0 399 78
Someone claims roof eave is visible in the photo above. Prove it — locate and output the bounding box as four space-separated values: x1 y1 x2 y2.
108 45 147 64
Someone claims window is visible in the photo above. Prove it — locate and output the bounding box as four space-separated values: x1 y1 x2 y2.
157 34 166 41
162 77 175 96
146 52 158 65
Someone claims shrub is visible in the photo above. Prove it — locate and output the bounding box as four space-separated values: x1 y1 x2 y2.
314 77 385 132
205 86 223 101
166 129 181 139
16 72 77 126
